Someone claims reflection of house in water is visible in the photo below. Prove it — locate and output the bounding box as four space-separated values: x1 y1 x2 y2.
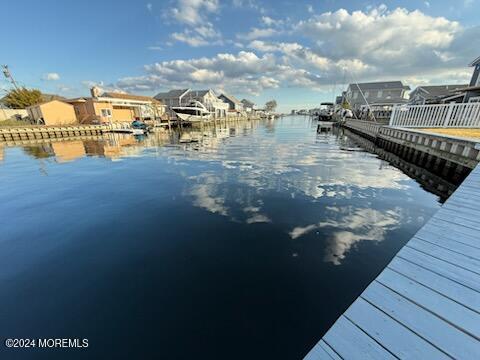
103 137 138 159
22 144 55 159
51 141 86 163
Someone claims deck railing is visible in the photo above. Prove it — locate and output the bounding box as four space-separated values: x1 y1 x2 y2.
389 103 480 128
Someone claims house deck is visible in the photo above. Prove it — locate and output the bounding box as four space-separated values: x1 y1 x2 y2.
304 164 480 359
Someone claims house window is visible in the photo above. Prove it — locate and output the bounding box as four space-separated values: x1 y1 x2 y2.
377 90 383 98
101 109 112 117
353 91 358 99
364 91 369 98
469 96 480 103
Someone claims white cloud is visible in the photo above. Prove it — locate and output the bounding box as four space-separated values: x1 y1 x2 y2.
117 5 479 95
171 0 219 25
232 0 265 13
146 3 152 12
261 16 283 27
117 51 284 95
42 73 60 81
307 5 313 13
237 27 280 41
167 1 222 47
291 6 479 82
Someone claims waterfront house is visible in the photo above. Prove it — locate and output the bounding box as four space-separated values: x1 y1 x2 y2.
345 81 410 111
241 99 255 113
409 84 469 105
67 87 165 124
463 56 480 103
154 89 191 107
154 89 192 119
26 100 77 125
184 89 230 118
218 93 244 112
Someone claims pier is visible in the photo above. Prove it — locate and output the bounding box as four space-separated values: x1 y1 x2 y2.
343 119 480 169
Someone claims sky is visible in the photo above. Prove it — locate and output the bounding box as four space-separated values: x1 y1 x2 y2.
1 0 479 112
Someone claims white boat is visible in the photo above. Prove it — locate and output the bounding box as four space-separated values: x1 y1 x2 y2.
109 128 146 135
317 102 334 121
172 101 211 122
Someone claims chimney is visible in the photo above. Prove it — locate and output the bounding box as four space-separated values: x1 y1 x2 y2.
90 86 101 98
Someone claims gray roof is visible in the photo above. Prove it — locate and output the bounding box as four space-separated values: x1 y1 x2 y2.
188 89 212 98
241 98 254 107
470 56 480 67
154 89 189 100
219 93 241 104
414 84 469 98
349 81 411 91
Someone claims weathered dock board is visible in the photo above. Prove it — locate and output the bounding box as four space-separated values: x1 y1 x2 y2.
304 164 480 359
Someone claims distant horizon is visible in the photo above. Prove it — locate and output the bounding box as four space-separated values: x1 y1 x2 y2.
1 0 478 112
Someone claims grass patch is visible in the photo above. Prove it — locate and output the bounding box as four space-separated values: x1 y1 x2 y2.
0 119 35 127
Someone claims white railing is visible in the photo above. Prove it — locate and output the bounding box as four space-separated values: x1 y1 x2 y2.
389 103 480 128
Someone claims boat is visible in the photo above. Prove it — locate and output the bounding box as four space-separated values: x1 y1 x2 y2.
172 100 211 123
317 102 334 121
109 120 148 135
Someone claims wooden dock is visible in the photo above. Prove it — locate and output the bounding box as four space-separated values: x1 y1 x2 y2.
304 164 480 359
0 123 131 142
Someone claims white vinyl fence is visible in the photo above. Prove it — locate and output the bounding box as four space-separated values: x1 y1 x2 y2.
389 103 480 128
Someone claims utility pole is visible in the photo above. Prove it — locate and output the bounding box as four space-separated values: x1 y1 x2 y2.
2 65 20 90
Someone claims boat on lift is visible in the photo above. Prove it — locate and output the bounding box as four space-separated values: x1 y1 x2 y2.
317 102 334 121
172 100 211 123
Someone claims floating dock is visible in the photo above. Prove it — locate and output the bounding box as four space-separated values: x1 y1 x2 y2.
304 163 480 359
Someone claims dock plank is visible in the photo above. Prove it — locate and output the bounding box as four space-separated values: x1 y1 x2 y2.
388 257 480 313
377 268 480 339
414 231 480 259
363 281 479 359
322 316 395 360
345 297 449 359
406 238 480 274
398 247 480 292
303 341 338 360
416 221 480 250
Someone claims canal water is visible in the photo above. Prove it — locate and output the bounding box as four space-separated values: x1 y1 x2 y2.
0 117 443 359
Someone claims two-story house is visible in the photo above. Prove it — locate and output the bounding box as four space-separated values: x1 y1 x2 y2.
218 93 244 112
409 84 468 105
345 81 411 111
184 89 230 118
464 56 480 103
241 99 255 112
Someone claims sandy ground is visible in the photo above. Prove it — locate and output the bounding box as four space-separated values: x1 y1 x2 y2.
419 128 480 140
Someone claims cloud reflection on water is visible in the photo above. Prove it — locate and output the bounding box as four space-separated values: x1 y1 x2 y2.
7 118 421 265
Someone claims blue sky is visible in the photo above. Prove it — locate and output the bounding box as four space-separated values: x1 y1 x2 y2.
1 0 479 111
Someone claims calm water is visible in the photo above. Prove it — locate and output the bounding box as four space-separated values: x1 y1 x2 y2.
0 117 442 359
